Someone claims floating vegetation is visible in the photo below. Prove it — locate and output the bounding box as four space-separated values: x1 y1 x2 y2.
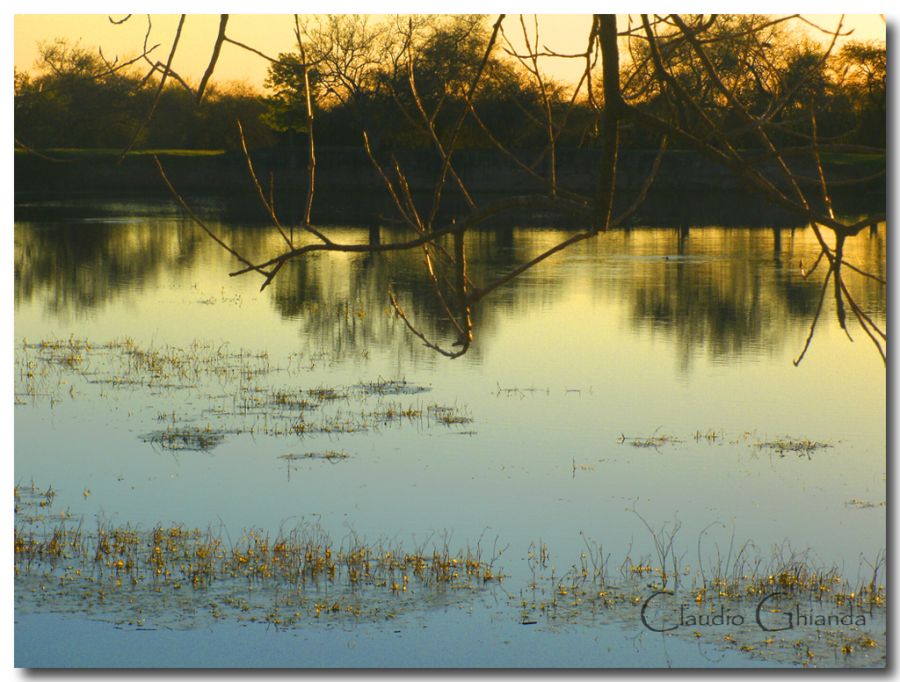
845 499 885 509
611 429 837 463
364 403 405 425
305 386 349 402
279 450 351 463
693 429 723 442
512 529 885 668
14 337 471 454
617 431 681 449
14 481 60 524
355 378 431 396
494 383 551 398
15 486 504 630
427 404 472 426
141 427 228 452
754 437 832 458
14 486 886 666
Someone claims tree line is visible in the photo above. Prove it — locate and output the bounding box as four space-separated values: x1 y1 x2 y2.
15 39 273 150
15 16 886 153
14 14 886 363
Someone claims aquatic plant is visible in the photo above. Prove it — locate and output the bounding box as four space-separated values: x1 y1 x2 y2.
14 336 472 454
15 485 504 630
13 485 885 666
753 437 832 458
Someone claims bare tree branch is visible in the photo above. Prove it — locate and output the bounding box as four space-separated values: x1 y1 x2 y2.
196 14 229 103
130 13 883 363
119 15 186 162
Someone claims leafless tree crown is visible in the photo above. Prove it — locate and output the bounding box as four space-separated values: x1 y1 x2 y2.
59 14 884 362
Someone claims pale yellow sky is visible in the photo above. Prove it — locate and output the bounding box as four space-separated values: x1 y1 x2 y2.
14 14 887 92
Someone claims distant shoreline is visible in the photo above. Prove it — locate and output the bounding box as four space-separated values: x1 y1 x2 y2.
15 147 884 228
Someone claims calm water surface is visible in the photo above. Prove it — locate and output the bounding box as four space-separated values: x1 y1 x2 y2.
14 197 886 667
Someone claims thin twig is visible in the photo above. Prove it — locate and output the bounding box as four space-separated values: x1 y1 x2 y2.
119 15 186 162
153 154 269 278
222 36 279 63
793 264 832 365
235 119 295 248
294 16 318 229
613 135 668 225
14 138 72 163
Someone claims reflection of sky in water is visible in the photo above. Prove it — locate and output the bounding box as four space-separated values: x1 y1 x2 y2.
14 210 886 582
17 608 806 668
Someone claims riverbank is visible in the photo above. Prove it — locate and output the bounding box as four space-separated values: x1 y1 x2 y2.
15 147 884 224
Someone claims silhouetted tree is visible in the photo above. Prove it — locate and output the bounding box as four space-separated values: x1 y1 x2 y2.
16 15 886 363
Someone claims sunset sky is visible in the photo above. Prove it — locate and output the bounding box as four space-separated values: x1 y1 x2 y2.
14 14 887 92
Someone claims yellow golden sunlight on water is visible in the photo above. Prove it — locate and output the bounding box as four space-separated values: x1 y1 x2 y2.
11 6 887 668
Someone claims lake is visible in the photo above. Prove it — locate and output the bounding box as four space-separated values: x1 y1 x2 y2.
13 196 886 668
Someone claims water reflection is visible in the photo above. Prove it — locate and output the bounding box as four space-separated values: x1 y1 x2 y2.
14 203 885 366
609 228 886 366
15 219 202 317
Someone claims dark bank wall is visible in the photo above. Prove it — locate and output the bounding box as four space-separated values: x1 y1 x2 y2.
15 147 884 227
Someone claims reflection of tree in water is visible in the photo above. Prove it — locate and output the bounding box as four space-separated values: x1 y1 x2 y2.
271 251 401 358
619 227 885 368
15 220 203 317
264 224 885 366
825 226 886 316
264 225 566 359
266 235 467 360
631 255 777 367
15 211 884 365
